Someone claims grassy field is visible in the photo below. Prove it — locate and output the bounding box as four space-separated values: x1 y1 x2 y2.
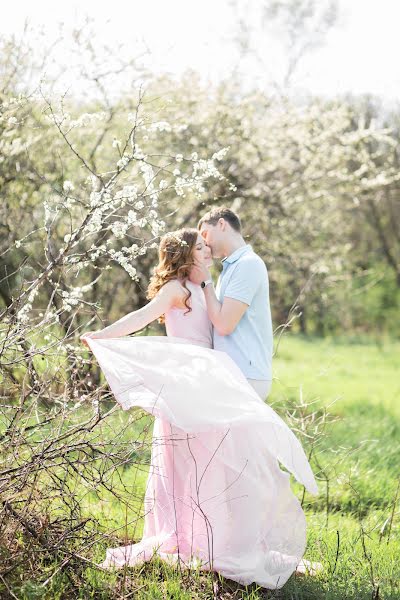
4 334 400 599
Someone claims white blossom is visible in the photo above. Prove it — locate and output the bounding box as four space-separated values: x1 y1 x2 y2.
89 191 103 208
149 121 172 132
117 154 130 169
60 282 96 312
16 287 40 324
87 174 98 189
127 210 138 225
114 185 138 202
211 147 230 161
63 197 74 210
133 148 146 160
110 221 129 239
174 176 187 197
68 111 107 128
84 208 103 234
109 249 139 280
139 162 154 187
63 180 74 192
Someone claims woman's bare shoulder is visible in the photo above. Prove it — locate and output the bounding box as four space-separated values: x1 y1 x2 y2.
159 279 187 298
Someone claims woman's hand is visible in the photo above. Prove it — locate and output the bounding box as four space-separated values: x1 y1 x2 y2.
80 331 104 349
189 261 211 285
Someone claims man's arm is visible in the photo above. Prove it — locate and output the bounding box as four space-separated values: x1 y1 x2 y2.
203 284 248 336
191 256 265 336
190 264 250 336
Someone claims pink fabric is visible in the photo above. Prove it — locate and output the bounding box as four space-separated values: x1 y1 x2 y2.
164 280 213 348
85 281 319 589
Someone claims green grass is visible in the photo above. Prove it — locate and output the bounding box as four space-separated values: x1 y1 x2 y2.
2 334 400 599
272 335 400 515
273 334 400 417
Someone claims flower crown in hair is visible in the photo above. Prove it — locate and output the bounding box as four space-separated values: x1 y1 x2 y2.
164 233 188 248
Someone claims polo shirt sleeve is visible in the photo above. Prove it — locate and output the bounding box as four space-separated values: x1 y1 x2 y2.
223 258 265 306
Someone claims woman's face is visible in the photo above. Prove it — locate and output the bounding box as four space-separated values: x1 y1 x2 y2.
193 234 213 268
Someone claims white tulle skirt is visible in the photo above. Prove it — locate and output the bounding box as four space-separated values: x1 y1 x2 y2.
85 335 319 589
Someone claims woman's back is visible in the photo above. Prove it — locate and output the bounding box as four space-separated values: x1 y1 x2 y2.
164 279 212 348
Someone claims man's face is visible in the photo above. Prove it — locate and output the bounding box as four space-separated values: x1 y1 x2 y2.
199 221 225 258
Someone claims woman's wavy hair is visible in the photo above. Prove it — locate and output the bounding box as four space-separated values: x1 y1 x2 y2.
147 228 199 323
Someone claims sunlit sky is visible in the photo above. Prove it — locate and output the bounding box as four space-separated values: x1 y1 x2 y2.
2 0 400 101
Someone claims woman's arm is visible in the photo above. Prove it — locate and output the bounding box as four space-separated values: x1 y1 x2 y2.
81 280 185 341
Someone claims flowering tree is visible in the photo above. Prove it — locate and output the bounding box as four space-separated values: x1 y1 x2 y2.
0 34 229 580
128 75 400 334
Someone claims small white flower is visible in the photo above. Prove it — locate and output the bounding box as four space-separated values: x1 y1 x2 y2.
63 180 74 192
127 210 138 225
175 154 183 162
110 221 129 239
139 162 154 186
114 185 138 201
149 120 172 132
89 192 103 208
117 155 130 169
211 147 230 161
132 143 145 160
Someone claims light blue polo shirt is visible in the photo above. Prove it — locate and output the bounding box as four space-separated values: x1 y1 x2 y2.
213 244 273 380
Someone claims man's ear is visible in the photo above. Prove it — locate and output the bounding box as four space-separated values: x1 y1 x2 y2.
218 218 226 231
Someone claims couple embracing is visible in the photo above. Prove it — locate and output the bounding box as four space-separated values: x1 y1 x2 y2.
82 206 320 589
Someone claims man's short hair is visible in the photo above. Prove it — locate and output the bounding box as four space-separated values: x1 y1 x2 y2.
198 206 241 232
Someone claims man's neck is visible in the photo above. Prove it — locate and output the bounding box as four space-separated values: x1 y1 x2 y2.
223 236 246 259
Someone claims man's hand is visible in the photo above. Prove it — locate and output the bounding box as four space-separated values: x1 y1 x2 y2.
189 263 211 285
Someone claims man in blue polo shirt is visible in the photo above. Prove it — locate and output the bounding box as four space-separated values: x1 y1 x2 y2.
190 206 273 399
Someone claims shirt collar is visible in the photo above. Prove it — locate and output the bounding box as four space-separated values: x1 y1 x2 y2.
222 244 252 265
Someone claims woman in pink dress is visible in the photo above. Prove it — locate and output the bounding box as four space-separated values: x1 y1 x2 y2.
81 228 320 589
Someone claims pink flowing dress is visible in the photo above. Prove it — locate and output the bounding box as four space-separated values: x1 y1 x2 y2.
85 281 318 589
